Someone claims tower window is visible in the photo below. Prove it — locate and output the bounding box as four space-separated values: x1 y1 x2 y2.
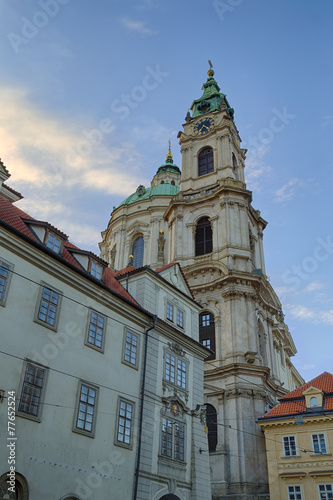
206 404 218 452
198 147 214 176
132 236 144 267
232 153 238 179
195 217 212 256
199 311 215 360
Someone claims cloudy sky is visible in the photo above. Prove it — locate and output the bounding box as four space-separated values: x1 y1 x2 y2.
1 0 332 382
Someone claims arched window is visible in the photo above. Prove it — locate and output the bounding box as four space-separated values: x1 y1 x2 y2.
195 217 212 256
310 397 319 407
258 321 266 365
131 236 144 267
171 180 175 186
0 472 29 499
160 495 181 500
232 153 238 179
198 147 214 176
199 311 215 360
206 403 218 452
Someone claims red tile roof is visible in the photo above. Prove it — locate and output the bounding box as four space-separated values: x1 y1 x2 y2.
281 372 333 399
0 196 139 307
259 372 333 420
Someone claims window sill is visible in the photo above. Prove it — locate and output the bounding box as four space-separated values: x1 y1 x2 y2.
16 411 41 423
310 453 331 457
114 440 133 450
158 455 187 468
34 318 58 332
72 428 95 439
121 359 139 371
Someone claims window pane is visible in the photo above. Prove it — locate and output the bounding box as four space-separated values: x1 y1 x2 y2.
19 363 45 417
0 262 10 301
124 332 138 365
117 400 133 444
195 218 212 256
132 237 144 267
198 147 214 176
38 287 59 326
76 384 97 432
88 311 105 348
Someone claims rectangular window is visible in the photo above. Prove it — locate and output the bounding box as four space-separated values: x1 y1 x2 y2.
319 484 333 500
312 433 327 454
86 310 105 351
116 399 134 447
161 418 185 461
91 261 102 280
46 233 61 253
176 309 183 328
202 338 211 349
124 331 138 367
75 383 98 436
0 260 12 306
165 353 187 389
18 362 47 419
166 303 174 322
37 285 60 328
287 485 303 500
283 435 297 457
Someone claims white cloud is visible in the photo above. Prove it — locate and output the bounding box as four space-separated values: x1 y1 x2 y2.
121 18 158 36
274 178 300 203
286 304 333 325
304 281 324 293
0 86 145 197
243 144 273 192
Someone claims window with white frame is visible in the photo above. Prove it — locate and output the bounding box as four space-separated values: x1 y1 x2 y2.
18 361 47 420
165 352 187 389
283 435 297 456
86 310 105 351
319 484 333 500
116 399 134 447
312 433 327 454
287 485 303 500
161 417 185 461
35 284 62 329
123 330 139 367
0 259 13 306
74 382 98 436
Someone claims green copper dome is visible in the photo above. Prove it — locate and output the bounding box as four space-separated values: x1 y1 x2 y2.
156 141 181 175
190 64 234 120
119 182 179 207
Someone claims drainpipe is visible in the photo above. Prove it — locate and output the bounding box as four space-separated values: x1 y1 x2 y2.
133 315 157 500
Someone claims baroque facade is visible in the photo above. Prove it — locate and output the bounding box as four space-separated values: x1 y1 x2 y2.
99 65 304 499
0 160 211 499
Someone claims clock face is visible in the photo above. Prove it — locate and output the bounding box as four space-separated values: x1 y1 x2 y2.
193 117 214 136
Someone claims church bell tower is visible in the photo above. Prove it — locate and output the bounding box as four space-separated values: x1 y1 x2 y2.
164 63 303 500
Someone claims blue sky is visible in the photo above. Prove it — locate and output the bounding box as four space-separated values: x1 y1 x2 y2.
1 0 332 382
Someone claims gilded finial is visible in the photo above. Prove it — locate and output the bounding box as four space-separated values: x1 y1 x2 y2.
207 59 214 77
166 139 173 163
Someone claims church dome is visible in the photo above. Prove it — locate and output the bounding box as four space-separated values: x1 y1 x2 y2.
118 141 180 207
119 182 179 207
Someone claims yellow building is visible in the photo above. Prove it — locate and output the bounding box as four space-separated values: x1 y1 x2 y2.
257 372 333 500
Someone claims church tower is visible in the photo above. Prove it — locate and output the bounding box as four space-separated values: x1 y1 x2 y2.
99 64 303 500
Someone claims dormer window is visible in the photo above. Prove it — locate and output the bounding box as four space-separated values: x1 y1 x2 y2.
67 248 107 281
45 232 62 253
23 220 68 254
90 261 103 280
